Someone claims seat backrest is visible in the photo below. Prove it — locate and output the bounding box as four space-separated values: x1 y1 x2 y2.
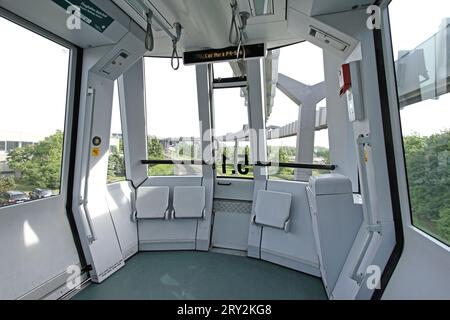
136 186 170 219
255 190 292 229
173 186 206 219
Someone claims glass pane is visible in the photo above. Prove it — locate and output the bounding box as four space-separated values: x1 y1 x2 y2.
214 88 253 178
0 17 69 208
390 0 450 245
107 82 126 184
213 61 243 79
250 0 274 16
266 89 298 181
267 42 328 181
144 58 202 176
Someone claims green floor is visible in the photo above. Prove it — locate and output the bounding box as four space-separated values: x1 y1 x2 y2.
73 251 327 300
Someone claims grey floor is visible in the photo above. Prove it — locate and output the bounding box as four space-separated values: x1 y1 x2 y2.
73 251 327 300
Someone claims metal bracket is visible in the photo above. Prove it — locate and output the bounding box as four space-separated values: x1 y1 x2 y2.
357 134 371 146
367 223 382 234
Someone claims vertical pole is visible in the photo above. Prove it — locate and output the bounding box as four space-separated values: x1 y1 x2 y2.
195 64 215 251
246 59 267 258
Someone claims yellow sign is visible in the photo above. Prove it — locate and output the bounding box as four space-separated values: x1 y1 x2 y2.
91 147 100 157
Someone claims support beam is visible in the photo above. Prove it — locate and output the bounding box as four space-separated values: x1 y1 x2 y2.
246 59 267 259
118 58 148 186
195 64 215 251
277 74 325 181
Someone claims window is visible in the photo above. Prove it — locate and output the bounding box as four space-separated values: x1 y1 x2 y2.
266 89 298 181
6 141 20 152
21 142 33 148
0 16 70 208
0 142 5 151
214 87 253 179
390 0 450 245
107 82 126 184
266 42 329 181
144 58 202 176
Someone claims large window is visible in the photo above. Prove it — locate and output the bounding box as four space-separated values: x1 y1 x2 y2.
0 16 70 208
144 58 202 176
213 87 253 179
266 42 329 181
390 0 450 245
107 82 126 184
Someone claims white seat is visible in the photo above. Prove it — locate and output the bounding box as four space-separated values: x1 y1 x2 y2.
136 186 170 219
254 190 292 231
173 186 206 219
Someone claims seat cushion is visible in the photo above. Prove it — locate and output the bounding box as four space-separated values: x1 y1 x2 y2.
255 190 292 229
136 186 170 219
173 186 206 218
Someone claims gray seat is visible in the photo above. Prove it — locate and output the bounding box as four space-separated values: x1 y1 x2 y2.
136 186 170 219
172 186 206 219
253 190 292 232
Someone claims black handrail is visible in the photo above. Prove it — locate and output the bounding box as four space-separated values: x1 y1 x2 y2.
255 161 337 171
141 159 336 171
142 159 209 166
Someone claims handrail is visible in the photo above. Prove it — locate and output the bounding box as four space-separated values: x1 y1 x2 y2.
141 159 336 171
142 159 209 166
80 87 97 244
254 161 336 171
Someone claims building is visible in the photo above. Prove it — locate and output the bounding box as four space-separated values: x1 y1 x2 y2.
0 131 40 176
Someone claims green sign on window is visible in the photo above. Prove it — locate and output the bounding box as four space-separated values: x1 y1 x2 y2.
52 0 114 33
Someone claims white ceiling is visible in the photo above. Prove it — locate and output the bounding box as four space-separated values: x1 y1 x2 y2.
0 0 375 53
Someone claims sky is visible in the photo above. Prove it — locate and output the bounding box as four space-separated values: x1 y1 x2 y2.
1 1 450 149
0 17 69 141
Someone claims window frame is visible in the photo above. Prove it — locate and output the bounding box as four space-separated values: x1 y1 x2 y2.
0 8 79 209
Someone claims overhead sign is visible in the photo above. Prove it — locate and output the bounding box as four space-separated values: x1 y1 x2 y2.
183 43 266 65
52 0 114 33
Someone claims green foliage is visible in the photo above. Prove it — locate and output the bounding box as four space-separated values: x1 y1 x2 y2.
314 147 330 163
147 137 173 176
0 176 16 193
107 151 126 183
278 146 294 176
7 131 63 190
404 130 450 244
437 208 450 244
148 164 174 176
148 137 164 160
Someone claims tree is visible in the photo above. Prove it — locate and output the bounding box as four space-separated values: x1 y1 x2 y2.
437 208 450 244
0 176 16 193
147 137 164 160
314 147 330 163
278 146 294 176
7 131 64 189
107 151 125 181
403 130 450 242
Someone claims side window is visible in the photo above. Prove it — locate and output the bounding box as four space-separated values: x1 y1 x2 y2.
144 58 202 177
214 87 253 179
107 81 126 184
390 0 450 245
266 42 329 181
0 16 70 208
